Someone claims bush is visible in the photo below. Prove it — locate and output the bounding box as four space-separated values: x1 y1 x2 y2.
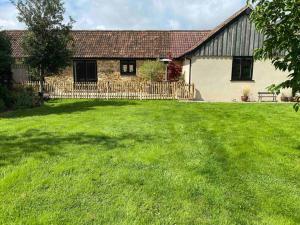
139 61 165 82
0 85 40 111
0 85 14 108
0 98 5 112
0 31 13 87
12 86 40 109
167 61 182 81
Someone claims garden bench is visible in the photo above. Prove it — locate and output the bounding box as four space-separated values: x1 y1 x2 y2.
258 92 277 102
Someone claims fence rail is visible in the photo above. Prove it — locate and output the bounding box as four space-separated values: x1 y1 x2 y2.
20 81 195 100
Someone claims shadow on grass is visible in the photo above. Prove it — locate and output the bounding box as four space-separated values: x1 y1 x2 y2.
0 99 137 119
0 128 153 168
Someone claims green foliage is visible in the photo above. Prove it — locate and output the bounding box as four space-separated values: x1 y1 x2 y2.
0 85 14 109
0 100 299 224
0 31 13 87
249 0 300 111
12 86 40 109
139 60 165 81
267 84 281 95
11 0 74 79
0 98 5 112
0 84 39 111
294 97 300 112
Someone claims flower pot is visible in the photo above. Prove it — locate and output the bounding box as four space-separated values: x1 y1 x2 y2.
241 96 249 102
281 96 289 102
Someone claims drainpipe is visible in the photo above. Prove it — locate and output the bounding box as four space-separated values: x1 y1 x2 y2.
187 57 192 86
186 57 192 95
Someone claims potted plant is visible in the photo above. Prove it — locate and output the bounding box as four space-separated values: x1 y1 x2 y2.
281 93 289 102
241 86 250 102
292 92 300 102
280 89 293 102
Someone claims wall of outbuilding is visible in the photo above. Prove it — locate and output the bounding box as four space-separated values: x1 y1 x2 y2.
12 59 154 83
193 13 265 57
46 59 147 83
183 57 290 102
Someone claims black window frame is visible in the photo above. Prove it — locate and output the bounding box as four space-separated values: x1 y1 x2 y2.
231 56 254 81
73 60 98 83
120 60 136 76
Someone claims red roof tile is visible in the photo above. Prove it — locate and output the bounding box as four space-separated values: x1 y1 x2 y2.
6 30 210 59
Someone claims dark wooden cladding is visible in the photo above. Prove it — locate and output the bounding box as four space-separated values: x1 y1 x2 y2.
193 14 264 57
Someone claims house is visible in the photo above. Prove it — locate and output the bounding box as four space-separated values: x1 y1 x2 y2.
180 6 289 102
6 6 289 102
7 30 209 83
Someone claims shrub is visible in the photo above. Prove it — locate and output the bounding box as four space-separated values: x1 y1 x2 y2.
242 85 251 97
139 61 165 82
12 86 40 109
0 84 14 108
0 98 5 112
0 31 13 87
0 84 40 111
167 61 182 81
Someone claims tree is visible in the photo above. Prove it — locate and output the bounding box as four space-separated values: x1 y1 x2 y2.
0 31 13 88
139 60 165 81
167 55 182 81
248 0 300 111
11 0 74 103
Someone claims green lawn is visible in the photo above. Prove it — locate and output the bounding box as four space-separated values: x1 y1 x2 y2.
0 100 299 225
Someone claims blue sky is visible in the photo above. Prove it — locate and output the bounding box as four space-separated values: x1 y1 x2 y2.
0 0 246 30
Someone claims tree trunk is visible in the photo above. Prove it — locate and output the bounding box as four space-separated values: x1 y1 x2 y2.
39 67 44 105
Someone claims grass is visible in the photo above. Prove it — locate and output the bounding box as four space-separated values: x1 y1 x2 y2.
0 99 299 225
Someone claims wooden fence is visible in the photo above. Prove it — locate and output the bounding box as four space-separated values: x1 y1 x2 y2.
20 81 195 100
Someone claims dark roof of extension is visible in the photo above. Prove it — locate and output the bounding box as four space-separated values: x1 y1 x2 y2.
180 5 253 57
6 30 210 59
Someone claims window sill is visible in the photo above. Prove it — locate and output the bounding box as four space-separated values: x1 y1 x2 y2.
75 81 98 83
230 80 255 82
121 74 136 76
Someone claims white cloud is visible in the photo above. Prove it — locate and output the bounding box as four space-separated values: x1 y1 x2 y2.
0 2 24 30
95 25 106 30
152 0 246 29
0 0 246 30
152 0 166 12
168 20 180 30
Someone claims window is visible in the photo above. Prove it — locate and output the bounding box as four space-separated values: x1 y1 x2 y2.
231 57 254 81
120 60 136 75
73 60 97 82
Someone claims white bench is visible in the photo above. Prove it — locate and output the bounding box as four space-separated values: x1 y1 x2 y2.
258 92 277 102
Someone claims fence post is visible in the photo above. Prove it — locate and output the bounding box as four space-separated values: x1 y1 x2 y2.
106 81 109 100
139 83 142 100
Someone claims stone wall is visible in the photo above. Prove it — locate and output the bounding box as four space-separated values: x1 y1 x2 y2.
45 59 152 83
45 66 74 83
15 59 184 83
98 60 145 82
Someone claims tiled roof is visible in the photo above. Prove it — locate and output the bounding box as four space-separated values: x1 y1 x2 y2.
6 30 210 59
